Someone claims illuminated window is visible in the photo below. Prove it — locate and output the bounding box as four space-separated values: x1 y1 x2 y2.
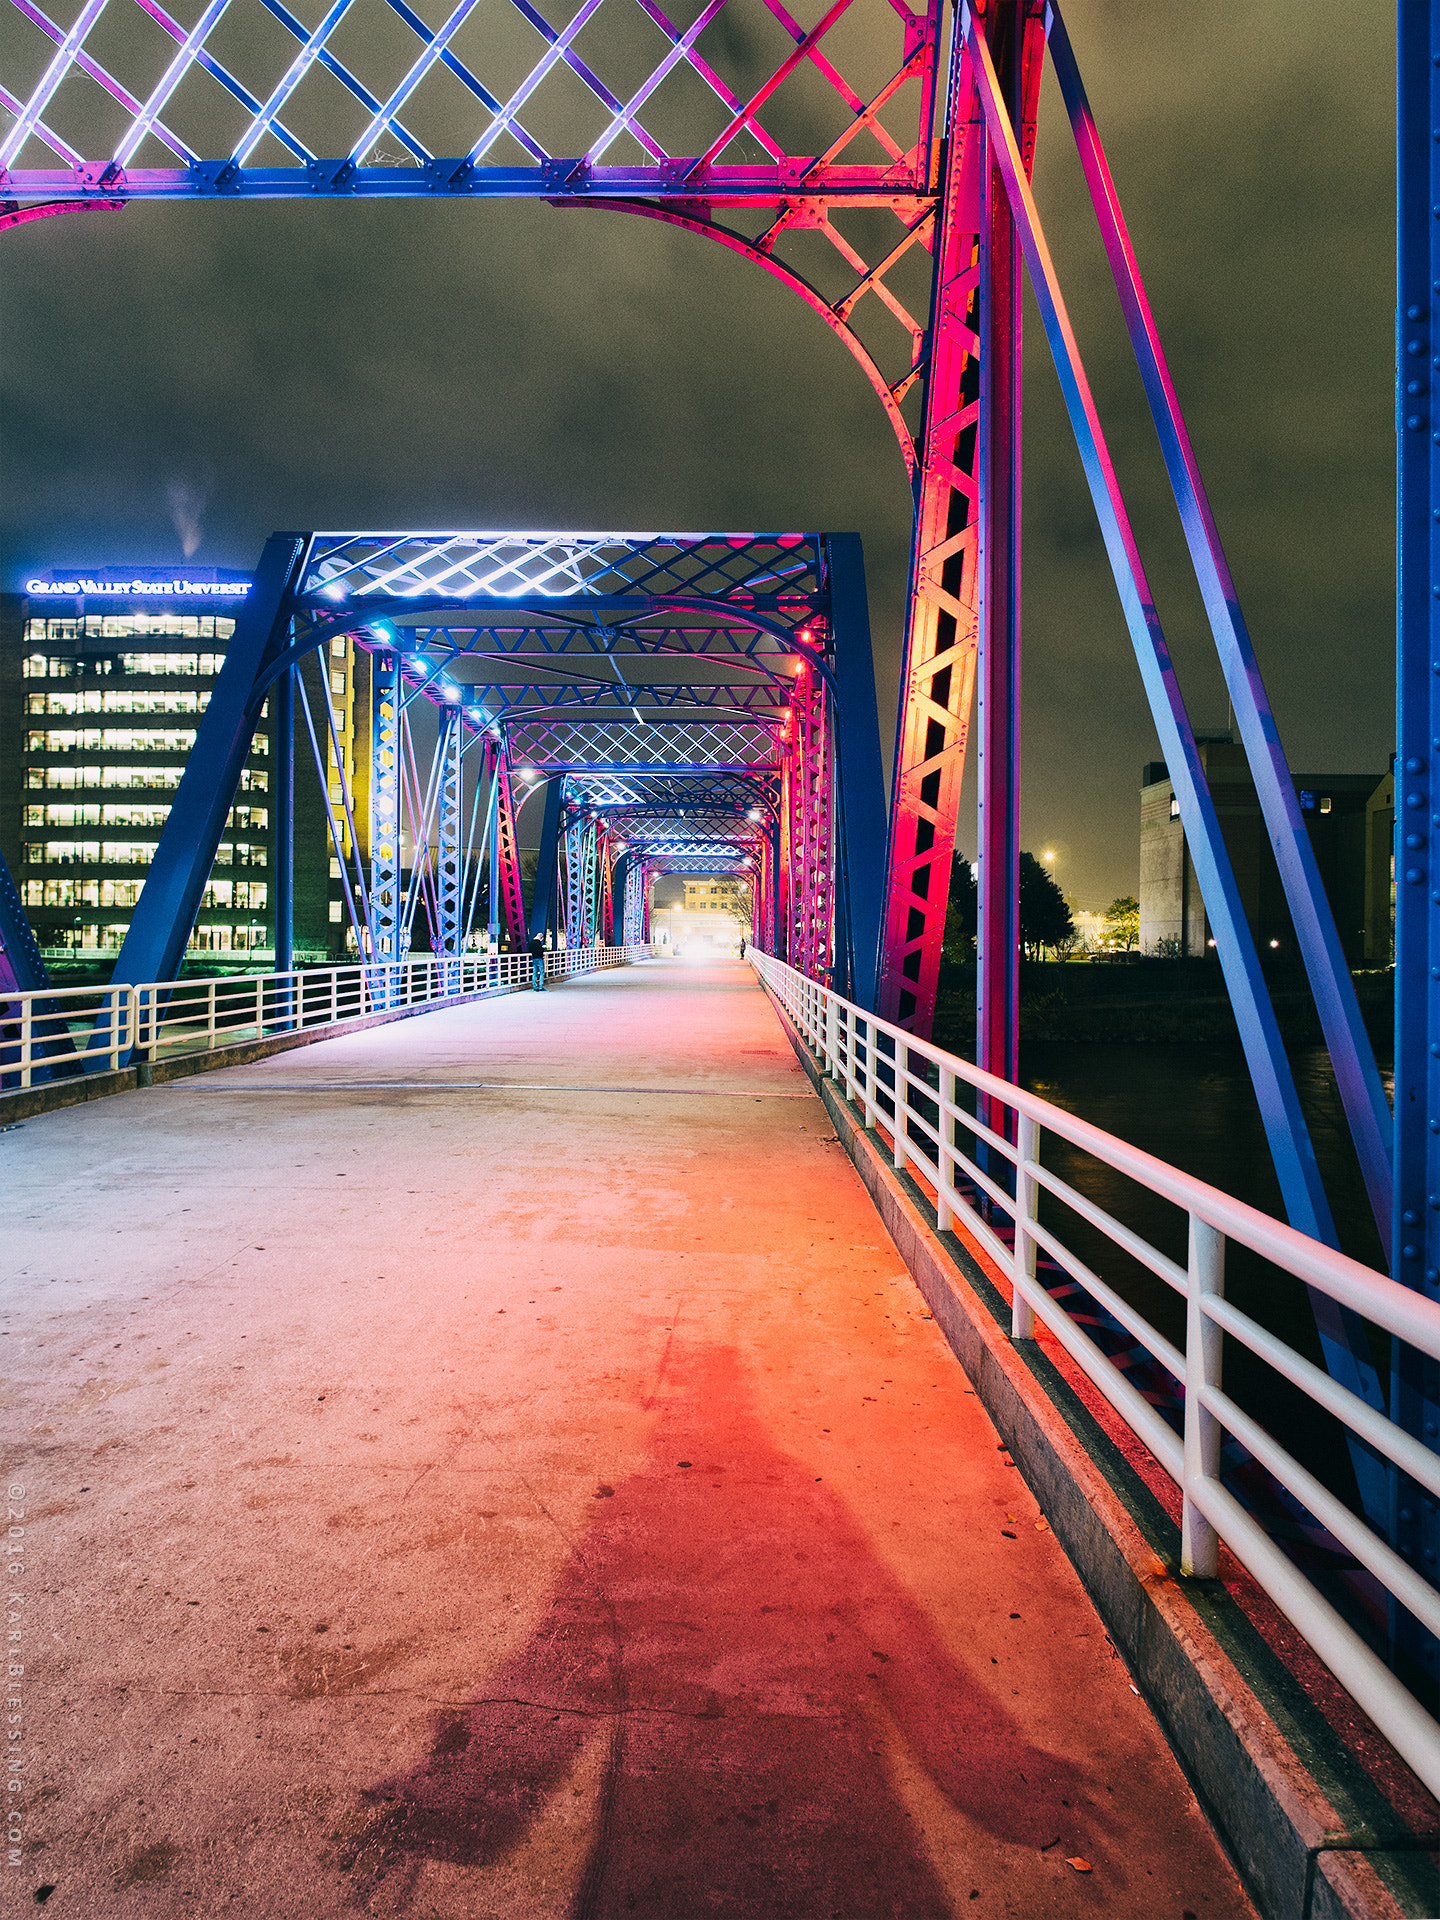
331 638 347 658
329 900 343 922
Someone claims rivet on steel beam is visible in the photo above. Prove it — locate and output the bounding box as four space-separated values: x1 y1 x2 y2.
1405 1209 1421 1223
1413 305 1429 320
1405 1246 1422 1259
1411 415 1429 430
1407 867 1427 881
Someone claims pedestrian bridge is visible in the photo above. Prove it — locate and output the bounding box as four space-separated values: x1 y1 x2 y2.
5 951 1439 1919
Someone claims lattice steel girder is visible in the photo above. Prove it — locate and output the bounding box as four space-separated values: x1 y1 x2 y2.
436 706 464 959
302 535 828 605
369 650 402 959
566 772 780 811
492 753 527 944
503 718 778 769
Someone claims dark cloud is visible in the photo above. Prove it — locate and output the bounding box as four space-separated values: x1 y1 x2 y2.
0 0 1393 907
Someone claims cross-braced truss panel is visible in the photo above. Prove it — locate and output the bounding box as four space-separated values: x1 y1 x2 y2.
504 716 776 767
301 532 827 604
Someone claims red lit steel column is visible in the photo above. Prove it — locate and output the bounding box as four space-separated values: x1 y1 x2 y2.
976 8 1034 1089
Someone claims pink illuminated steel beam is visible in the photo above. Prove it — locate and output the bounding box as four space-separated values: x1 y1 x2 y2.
878 0 1043 1034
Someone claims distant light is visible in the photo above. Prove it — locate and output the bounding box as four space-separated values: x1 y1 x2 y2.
1043 849 1056 863
746 807 762 821
322 582 346 602
443 683 460 701
1268 939 1279 948
519 767 541 782
1207 938 1216 948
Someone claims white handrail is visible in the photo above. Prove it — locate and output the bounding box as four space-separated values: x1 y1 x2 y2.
0 944 633 1090
747 947 1440 1798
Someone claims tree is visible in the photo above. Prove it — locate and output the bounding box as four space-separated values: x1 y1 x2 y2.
1105 895 1140 950
942 853 978 963
1018 851 1074 959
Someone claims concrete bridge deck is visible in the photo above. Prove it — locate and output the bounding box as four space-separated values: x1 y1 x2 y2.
4 958 1254 1918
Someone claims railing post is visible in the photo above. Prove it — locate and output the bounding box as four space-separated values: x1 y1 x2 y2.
1012 1111 1039 1339
208 978 217 1050
937 1065 957 1232
893 1038 907 1170
255 971 263 1039
1182 1212 1225 1579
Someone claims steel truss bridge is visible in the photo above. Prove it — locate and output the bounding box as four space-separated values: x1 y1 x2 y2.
3 0 1440 1695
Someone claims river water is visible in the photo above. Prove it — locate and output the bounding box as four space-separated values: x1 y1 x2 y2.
1005 1040 1393 1510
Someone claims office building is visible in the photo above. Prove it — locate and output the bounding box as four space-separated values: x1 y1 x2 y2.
1139 738 1394 965
0 567 356 965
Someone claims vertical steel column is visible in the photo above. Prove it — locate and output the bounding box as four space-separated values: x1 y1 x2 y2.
273 663 295 984
1393 0 1440 1688
599 830 614 944
563 815 585 949
583 819 600 946
493 754 527 946
436 705 463 981
878 0 1043 1035
826 534 888 1009
487 751 502 951
624 858 645 949
370 649 401 960
790 664 831 978
528 778 564 947
778 743 794 963
976 23 1024 1092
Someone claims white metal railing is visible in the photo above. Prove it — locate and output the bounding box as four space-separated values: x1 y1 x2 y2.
0 944 637 1089
749 947 1440 1797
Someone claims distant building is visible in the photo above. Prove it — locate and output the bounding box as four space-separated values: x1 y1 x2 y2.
1139 737 1393 965
683 877 746 917
0 568 355 965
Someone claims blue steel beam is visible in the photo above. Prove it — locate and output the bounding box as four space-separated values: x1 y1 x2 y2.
1394 0 1440 1688
110 533 306 988
0 846 49 994
1045 1 1393 1248
273 664 294 978
964 10 1389 1511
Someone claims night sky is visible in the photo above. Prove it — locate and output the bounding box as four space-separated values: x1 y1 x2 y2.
0 0 1395 909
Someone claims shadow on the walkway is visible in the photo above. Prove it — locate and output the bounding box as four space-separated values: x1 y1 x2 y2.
341 1343 1120 1917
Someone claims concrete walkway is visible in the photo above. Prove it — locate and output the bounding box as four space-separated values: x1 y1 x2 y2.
3 958 1255 1918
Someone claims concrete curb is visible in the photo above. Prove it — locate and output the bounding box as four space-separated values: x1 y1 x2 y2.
764 991 1438 1920
0 981 530 1124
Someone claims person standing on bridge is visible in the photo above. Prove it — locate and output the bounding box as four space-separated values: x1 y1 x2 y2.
528 934 546 992
739 936 746 960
